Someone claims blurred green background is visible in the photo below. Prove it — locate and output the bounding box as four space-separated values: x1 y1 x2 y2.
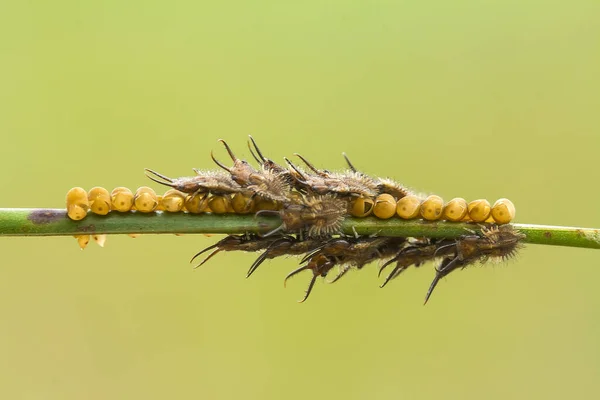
1 0 599 399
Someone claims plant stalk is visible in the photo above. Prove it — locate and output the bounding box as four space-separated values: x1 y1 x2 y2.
0 208 598 249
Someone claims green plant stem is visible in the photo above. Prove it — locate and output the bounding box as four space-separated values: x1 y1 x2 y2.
0 208 599 249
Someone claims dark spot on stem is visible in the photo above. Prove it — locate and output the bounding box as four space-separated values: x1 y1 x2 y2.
28 209 66 224
543 231 552 239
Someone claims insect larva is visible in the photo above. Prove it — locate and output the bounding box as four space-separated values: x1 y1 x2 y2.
88 187 111 215
111 187 134 212
423 225 524 303
378 238 443 288
258 194 347 237
190 234 322 278
287 154 379 198
213 139 291 203
145 168 241 196
285 236 407 301
342 153 412 199
66 187 89 221
134 186 158 213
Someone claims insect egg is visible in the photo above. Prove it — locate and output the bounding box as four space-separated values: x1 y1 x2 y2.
184 193 208 213
111 187 134 212
134 186 159 213
75 235 90 249
442 197 468 222
350 196 374 217
231 192 255 214
208 195 231 214
468 199 491 222
253 196 281 212
88 187 111 215
396 194 422 219
373 194 397 219
66 187 90 220
93 234 107 247
420 195 444 221
160 189 186 212
155 195 165 211
491 198 516 224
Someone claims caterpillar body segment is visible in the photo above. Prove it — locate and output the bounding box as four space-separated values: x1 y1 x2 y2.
258 194 348 238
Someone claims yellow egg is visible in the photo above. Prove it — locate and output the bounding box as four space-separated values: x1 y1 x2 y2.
208 195 231 214
161 189 186 212
396 195 422 219
66 187 89 220
185 193 208 213
420 195 444 221
134 186 158 213
110 187 134 212
468 199 492 222
442 197 468 222
373 194 396 219
75 235 90 249
491 198 516 224
350 197 375 217
232 193 255 214
87 187 111 215
93 234 107 247
253 197 281 211
155 195 165 211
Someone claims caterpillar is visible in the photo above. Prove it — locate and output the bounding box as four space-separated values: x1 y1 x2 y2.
192 225 523 303
64 136 522 303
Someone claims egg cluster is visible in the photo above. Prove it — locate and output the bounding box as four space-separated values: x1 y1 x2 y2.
65 136 522 303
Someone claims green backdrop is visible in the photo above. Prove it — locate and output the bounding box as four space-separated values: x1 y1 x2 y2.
1 1 599 399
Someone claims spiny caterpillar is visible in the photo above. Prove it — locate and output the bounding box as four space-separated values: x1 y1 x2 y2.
64 136 521 302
